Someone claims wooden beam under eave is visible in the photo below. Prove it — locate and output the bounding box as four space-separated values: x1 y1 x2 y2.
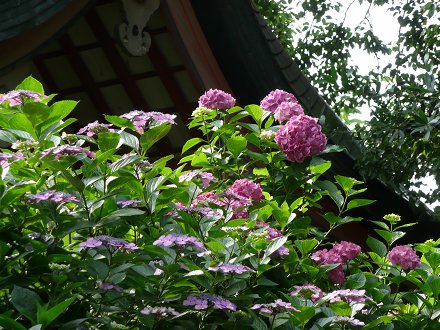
161 0 232 94
85 9 151 111
59 35 110 117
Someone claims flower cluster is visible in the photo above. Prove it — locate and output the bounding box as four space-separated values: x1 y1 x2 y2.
251 299 299 314
260 89 298 113
331 316 365 327
274 101 304 123
183 294 236 311
77 120 114 137
121 110 176 134
140 306 180 317
227 178 264 202
198 89 236 110
26 190 79 205
116 199 142 208
0 89 45 106
208 263 255 274
275 114 327 163
311 241 361 284
255 221 289 257
388 245 421 270
40 145 96 159
97 281 122 292
179 170 216 188
0 152 25 168
153 234 206 255
172 204 223 219
290 283 324 302
80 235 138 252
324 289 370 304
148 260 164 276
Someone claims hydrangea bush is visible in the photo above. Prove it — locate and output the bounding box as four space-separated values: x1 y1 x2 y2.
0 78 438 329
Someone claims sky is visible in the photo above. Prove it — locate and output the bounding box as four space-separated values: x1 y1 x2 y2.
278 0 438 209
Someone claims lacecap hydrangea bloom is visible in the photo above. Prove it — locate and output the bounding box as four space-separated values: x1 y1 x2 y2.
153 233 207 255
80 235 138 251
290 283 324 302
40 145 96 159
140 306 180 317
179 170 216 188
198 88 236 110
251 299 299 314
183 294 236 311
26 190 79 205
260 89 298 113
388 245 421 270
121 110 176 134
77 120 114 137
208 263 255 274
0 89 45 106
275 114 327 163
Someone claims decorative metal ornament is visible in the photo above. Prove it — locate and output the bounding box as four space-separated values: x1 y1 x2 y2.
118 0 160 56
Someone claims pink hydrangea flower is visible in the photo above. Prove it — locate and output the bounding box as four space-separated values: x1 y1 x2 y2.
290 283 324 302
275 114 327 162
0 90 45 106
260 89 298 113
77 120 114 137
274 101 304 123
332 241 362 263
227 178 264 202
388 245 421 270
198 89 236 110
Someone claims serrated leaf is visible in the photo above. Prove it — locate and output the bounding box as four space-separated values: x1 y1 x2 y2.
366 236 387 257
140 124 171 152
119 130 139 151
334 175 363 192
181 137 204 154
111 154 142 173
16 76 44 94
263 236 288 259
245 104 263 126
11 286 42 323
316 180 344 208
226 135 247 157
346 198 375 211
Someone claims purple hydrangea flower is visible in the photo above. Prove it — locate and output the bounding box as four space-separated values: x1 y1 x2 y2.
149 260 164 276
98 281 122 292
260 89 298 113
388 245 421 270
275 114 326 163
117 199 142 208
0 90 45 106
77 120 115 137
0 152 25 168
332 241 362 263
174 205 223 219
121 110 176 134
274 101 304 123
179 171 216 188
40 145 96 159
208 263 255 274
198 89 236 110
251 299 299 314
153 234 206 255
26 190 79 205
255 221 290 257
290 283 325 302
311 249 345 284
325 289 370 304
227 178 264 202
140 306 180 316
332 316 365 327
183 294 236 311
80 235 138 252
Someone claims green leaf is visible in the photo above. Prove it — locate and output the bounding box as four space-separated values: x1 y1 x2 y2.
295 238 318 256
22 102 49 129
429 277 440 296
181 137 204 154
226 135 247 157
375 229 405 246
309 158 331 178
334 175 363 192
245 104 263 126
316 180 344 208
140 124 171 152
97 132 120 151
346 198 375 211
9 113 36 138
253 167 269 177
345 273 366 289
105 115 137 131
111 154 141 173
425 253 440 270
366 236 387 257
119 130 139 151
329 301 351 316
263 236 288 260
0 130 17 143
37 296 76 328
16 76 44 94
11 286 42 323
0 315 27 330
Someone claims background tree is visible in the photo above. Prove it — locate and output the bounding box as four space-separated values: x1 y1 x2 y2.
256 0 440 213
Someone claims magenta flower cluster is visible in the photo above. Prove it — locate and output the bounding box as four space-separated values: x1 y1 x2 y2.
172 204 223 219
227 178 264 202
275 114 327 163
274 101 304 123
77 120 114 137
26 190 79 205
121 110 176 134
0 89 45 106
183 294 236 311
260 89 298 113
208 263 255 274
290 283 324 302
311 241 361 284
198 89 236 110
179 170 216 188
251 299 299 314
80 235 138 251
153 234 206 255
40 145 96 159
140 306 180 317
195 191 252 220
325 289 370 304
388 245 421 270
